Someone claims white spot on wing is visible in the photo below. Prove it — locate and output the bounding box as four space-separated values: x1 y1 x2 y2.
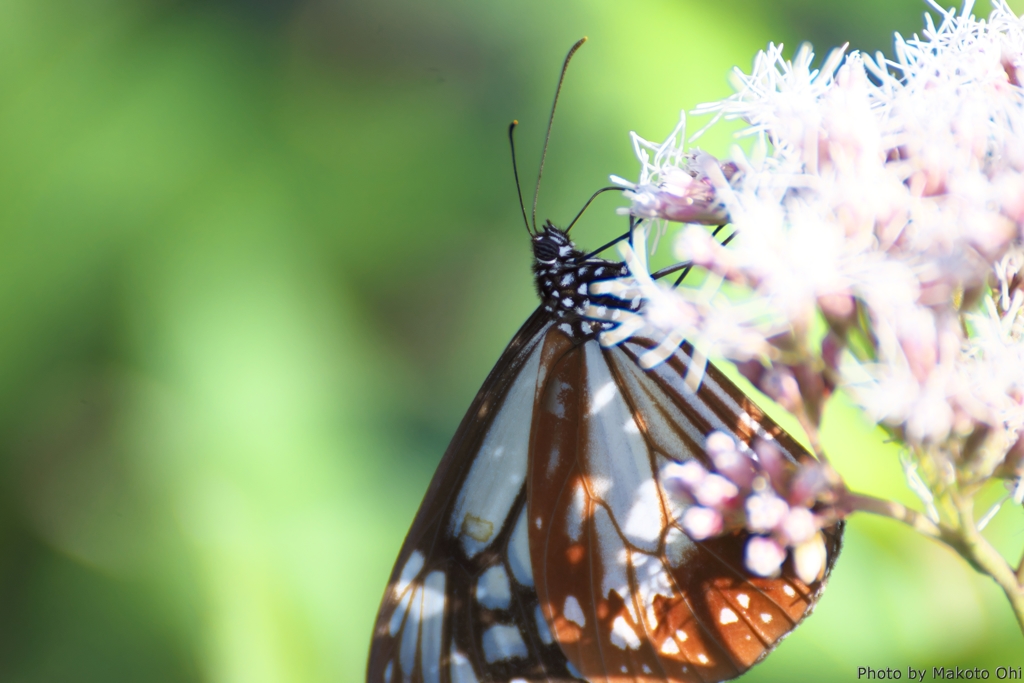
588 380 618 416
697 653 709 664
660 638 680 655
507 508 534 587
534 604 554 645
388 588 414 636
566 483 585 542
593 507 633 621
543 379 568 421
610 616 641 650
476 565 511 610
719 607 738 625
450 649 479 683
622 478 664 544
395 550 424 598
783 585 796 597
482 624 528 663
760 613 773 623
399 585 421 677
563 595 586 628
737 593 750 609
675 629 688 642
420 571 446 683
449 346 543 557
589 475 612 499
633 552 674 629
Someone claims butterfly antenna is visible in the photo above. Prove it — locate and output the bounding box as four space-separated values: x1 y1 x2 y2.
508 121 532 236
565 185 619 234
532 36 587 233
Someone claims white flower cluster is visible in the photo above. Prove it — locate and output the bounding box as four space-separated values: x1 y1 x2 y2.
604 0 1024 453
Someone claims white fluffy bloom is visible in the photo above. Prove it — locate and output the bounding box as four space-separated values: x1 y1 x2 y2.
606 0 1024 448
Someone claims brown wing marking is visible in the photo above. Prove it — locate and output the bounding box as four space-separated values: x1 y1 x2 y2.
528 338 843 683
368 310 584 683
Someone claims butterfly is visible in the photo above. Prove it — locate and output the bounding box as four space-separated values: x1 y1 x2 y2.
367 39 842 683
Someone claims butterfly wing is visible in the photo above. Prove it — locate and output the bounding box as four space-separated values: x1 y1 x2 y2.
370 302 842 682
368 309 584 683
528 336 843 683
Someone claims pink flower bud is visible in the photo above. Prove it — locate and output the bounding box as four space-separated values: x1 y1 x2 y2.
898 317 938 384
694 474 740 508
745 535 787 577
736 359 767 391
818 291 856 325
682 506 724 540
645 159 733 225
707 431 757 488
746 493 789 533
780 506 818 546
759 368 802 414
788 464 830 507
1002 50 1022 87
661 461 708 499
821 333 843 374
793 532 827 584
706 431 737 459
752 439 790 490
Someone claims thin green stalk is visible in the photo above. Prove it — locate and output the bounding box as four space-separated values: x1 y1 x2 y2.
949 493 1024 636
843 491 946 539
846 490 1024 636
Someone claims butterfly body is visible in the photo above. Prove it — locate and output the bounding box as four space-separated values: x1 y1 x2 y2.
367 224 842 683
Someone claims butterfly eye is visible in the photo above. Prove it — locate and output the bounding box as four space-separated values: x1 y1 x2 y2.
533 237 560 263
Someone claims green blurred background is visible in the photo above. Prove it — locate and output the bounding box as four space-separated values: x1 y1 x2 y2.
0 0 1022 681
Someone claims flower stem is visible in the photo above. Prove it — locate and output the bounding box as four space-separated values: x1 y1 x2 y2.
842 491 945 538
845 490 1024 636
948 492 1024 636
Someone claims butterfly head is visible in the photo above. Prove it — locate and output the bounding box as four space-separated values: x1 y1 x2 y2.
532 221 636 338
531 223 574 264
